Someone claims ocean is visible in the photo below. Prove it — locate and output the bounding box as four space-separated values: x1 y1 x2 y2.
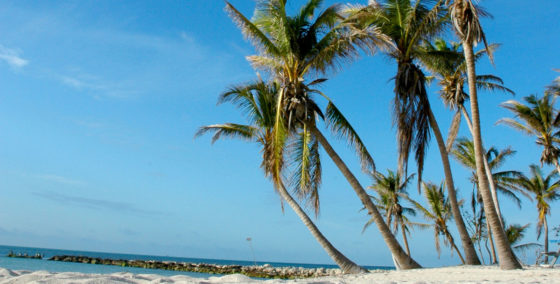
0 245 393 278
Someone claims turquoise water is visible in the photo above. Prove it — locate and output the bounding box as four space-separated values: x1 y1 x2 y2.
0 245 393 278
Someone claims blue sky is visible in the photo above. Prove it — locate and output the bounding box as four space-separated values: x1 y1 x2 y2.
0 0 558 267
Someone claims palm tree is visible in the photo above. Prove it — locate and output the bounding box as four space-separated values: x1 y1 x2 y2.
419 39 514 228
366 170 420 256
499 93 560 175
451 138 527 208
346 0 480 265
447 0 522 269
409 182 466 264
196 81 366 273
226 0 420 269
511 165 560 264
451 138 527 263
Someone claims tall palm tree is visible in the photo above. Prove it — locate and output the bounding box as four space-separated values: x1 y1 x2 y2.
366 170 420 256
226 0 421 269
409 182 466 264
196 81 366 273
447 0 522 269
346 0 480 265
511 165 560 264
419 39 514 228
499 93 560 174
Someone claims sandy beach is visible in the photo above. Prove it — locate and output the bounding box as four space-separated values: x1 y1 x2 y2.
0 266 558 284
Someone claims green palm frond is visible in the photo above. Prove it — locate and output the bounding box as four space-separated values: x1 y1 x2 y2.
289 126 322 215
195 123 258 144
326 102 375 173
225 2 280 57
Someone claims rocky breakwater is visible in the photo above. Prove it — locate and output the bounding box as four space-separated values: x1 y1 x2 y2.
48 255 344 279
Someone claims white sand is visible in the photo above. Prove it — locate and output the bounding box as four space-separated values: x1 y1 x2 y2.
0 266 558 283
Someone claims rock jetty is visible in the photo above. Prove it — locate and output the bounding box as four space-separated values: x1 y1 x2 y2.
48 255 344 279
7 251 42 259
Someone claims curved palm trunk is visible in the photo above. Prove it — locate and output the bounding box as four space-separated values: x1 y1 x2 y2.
428 109 481 265
309 125 421 269
444 229 465 264
401 222 411 256
451 240 466 264
461 106 505 228
276 183 367 273
463 41 522 269
486 220 498 264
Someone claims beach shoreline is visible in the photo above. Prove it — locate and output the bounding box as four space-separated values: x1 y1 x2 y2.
1 265 558 283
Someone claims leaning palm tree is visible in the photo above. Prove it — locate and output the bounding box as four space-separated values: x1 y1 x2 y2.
409 182 466 264
499 93 560 174
196 81 365 273
447 0 522 269
346 0 480 264
419 39 514 228
511 165 560 264
226 0 420 269
366 170 419 256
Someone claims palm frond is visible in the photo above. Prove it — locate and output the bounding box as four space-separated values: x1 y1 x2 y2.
195 123 258 144
225 2 280 57
326 102 375 173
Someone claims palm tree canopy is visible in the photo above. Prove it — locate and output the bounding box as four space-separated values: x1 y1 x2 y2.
447 0 492 61
196 80 323 213
451 137 527 207
346 0 448 187
511 164 560 239
367 170 417 232
226 0 384 174
419 39 513 111
499 93 560 166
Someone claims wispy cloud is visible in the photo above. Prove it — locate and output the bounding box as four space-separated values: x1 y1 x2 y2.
33 191 165 216
57 72 138 100
0 44 28 69
34 174 85 186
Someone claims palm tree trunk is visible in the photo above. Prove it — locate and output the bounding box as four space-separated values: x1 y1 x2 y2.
276 182 368 273
544 216 549 264
486 220 498 264
461 106 505 229
451 240 466 264
463 41 522 269
401 222 411 256
309 125 421 269
428 109 481 265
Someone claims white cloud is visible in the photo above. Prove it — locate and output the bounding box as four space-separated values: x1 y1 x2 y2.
34 174 85 186
0 44 28 68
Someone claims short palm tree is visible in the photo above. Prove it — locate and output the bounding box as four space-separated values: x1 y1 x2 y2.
447 0 522 269
196 81 365 273
366 170 420 256
499 93 560 175
452 137 527 263
511 165 560 264
346 0 480 264
409 182 466 264
226 0 420 269
451 138 527 208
